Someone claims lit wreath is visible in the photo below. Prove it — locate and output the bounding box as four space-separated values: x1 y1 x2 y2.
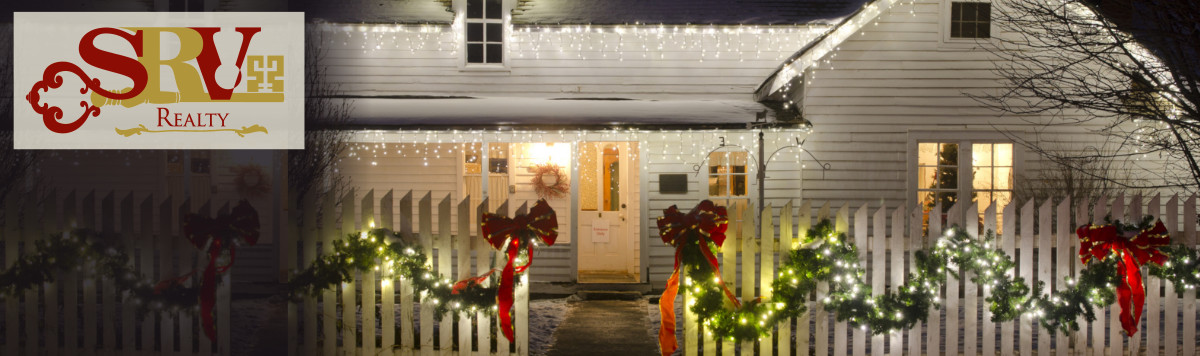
530 163 569 200
231 164 271 199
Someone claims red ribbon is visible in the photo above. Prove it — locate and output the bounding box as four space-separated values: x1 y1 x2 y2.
1076 220 1170 336
656 200 738 356
176 200 259 343
479 199 557 343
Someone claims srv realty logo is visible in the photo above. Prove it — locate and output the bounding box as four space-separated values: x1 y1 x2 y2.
14 12 304 149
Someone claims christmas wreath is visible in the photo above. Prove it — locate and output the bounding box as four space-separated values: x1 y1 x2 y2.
530 163 569 200
231 164 271 199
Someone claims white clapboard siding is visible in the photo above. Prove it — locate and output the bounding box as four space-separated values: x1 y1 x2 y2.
317 23 827 99
0 191 232 356
287 190 529 356
679 195 1199 355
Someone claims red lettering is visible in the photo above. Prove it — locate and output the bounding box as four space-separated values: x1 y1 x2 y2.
78 28 146 100
190 27 261 100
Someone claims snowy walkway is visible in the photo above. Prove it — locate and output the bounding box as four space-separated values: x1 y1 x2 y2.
546 300 659 356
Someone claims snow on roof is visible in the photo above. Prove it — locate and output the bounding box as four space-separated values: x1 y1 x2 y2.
512 0 865 25
298 0 453 24
346 96 784 129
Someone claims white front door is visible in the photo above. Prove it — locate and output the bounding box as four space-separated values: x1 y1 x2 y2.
577 142 637 282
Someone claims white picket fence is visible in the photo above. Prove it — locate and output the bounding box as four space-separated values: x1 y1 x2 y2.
682 194 1199 355
286 189 530 356
0 191 233 356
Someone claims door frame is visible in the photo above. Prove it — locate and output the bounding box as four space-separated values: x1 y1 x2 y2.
572 141 641 282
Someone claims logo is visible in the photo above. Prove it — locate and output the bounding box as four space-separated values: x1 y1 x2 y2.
14 12 304 149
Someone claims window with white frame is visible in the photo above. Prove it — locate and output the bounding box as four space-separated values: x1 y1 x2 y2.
949 2 991 38
709 151 750 216
917 141 1013 232
465 0 504 64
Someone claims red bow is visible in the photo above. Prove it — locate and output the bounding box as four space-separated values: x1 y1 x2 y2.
1076 220 1170 336
479 199 557 343
176 200 259 343
655 200 738 356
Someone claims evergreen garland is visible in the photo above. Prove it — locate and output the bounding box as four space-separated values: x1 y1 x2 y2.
676 217 1200 342
286 228 505 318
0 229 204 314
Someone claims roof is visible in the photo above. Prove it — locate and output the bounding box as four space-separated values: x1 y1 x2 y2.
343 96 802 130
512 0 863 25
298 0 454 24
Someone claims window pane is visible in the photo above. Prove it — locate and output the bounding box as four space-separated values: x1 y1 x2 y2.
975 192 992 212
937 166 958 189
602 145 619 211
939 143 959 165
467 23 484 42
961 3 977 21
714 175 728 196
973 143 993 167
919 166 938 190
709 176 720 196
486 23 503 42
978 23 990 38
951 22 962 38
994 167 1012 190
961 24 976 38
468 0 487 18
486 44 503 63
729 151 748 167
951 2 962 21
732 175 746 196
919 191 935 209
973 167 993 190
486 0 502 19
994 143 1013 166
467 43 483 63
935 192 958 211
919 143 939 166
579 143 598 211
710 151 728 167
979 3 991 23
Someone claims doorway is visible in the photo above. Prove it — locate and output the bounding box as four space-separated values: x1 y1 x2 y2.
576 142 639 283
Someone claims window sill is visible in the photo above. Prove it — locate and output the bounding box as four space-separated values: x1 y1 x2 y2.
460 64 511 73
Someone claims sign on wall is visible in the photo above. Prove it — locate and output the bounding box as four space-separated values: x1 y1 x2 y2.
14 12 304 149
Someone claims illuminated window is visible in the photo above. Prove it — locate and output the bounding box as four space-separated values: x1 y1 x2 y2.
917 142 1013 232
971 143 1013 228
950 2 991 38
709 151 748 198
465 0 504 64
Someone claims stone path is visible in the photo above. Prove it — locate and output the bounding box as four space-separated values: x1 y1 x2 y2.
545 299 659 356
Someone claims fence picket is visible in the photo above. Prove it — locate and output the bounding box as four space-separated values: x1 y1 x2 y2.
1093 195 1110 356
119 194 135 355
419 193 435 356
196 201 212 356
381 190 396 353
473 196 489 356
760 203 775 356
1000 202 1015 356
456 197 472 356
928 202 943 356
963 202 979 356
1183 196 1197 356
740 205 755 355
301 193 318 356
1144 196 1160 356
5 193 19 356
1054 198 1072 356
778 201 794 356
1018 200 1034 356
438 195 453 356
1164 195 1179 356
720 203 737 356
847 204 867 356
400 191 415 355
870 205 885 356
43 191 60 356
982 202 997 356
907 206 923 356
889 207 903 356
83 192 98 354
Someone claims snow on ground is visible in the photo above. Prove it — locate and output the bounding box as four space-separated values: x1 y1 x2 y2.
230 297 283 356
346 296 573 355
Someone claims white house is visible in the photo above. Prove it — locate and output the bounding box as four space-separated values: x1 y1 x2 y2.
307 0 1176 288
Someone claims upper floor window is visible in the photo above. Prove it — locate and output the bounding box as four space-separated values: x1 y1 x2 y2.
709 151 748 200
169 0 205 11
950 2 991 38
466 0 504 64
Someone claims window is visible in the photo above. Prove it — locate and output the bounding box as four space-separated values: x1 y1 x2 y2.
709 151 748 201
917 142 1013 232
950 2 991 38
971 143 1013 227
466 0 504 64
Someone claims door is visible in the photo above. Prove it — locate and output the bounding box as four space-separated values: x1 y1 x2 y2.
577 142 638 283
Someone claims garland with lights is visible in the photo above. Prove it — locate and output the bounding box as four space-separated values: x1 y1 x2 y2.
287 199 559 342
0 200 259 343
530 163 569 200
656 200 1200 355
